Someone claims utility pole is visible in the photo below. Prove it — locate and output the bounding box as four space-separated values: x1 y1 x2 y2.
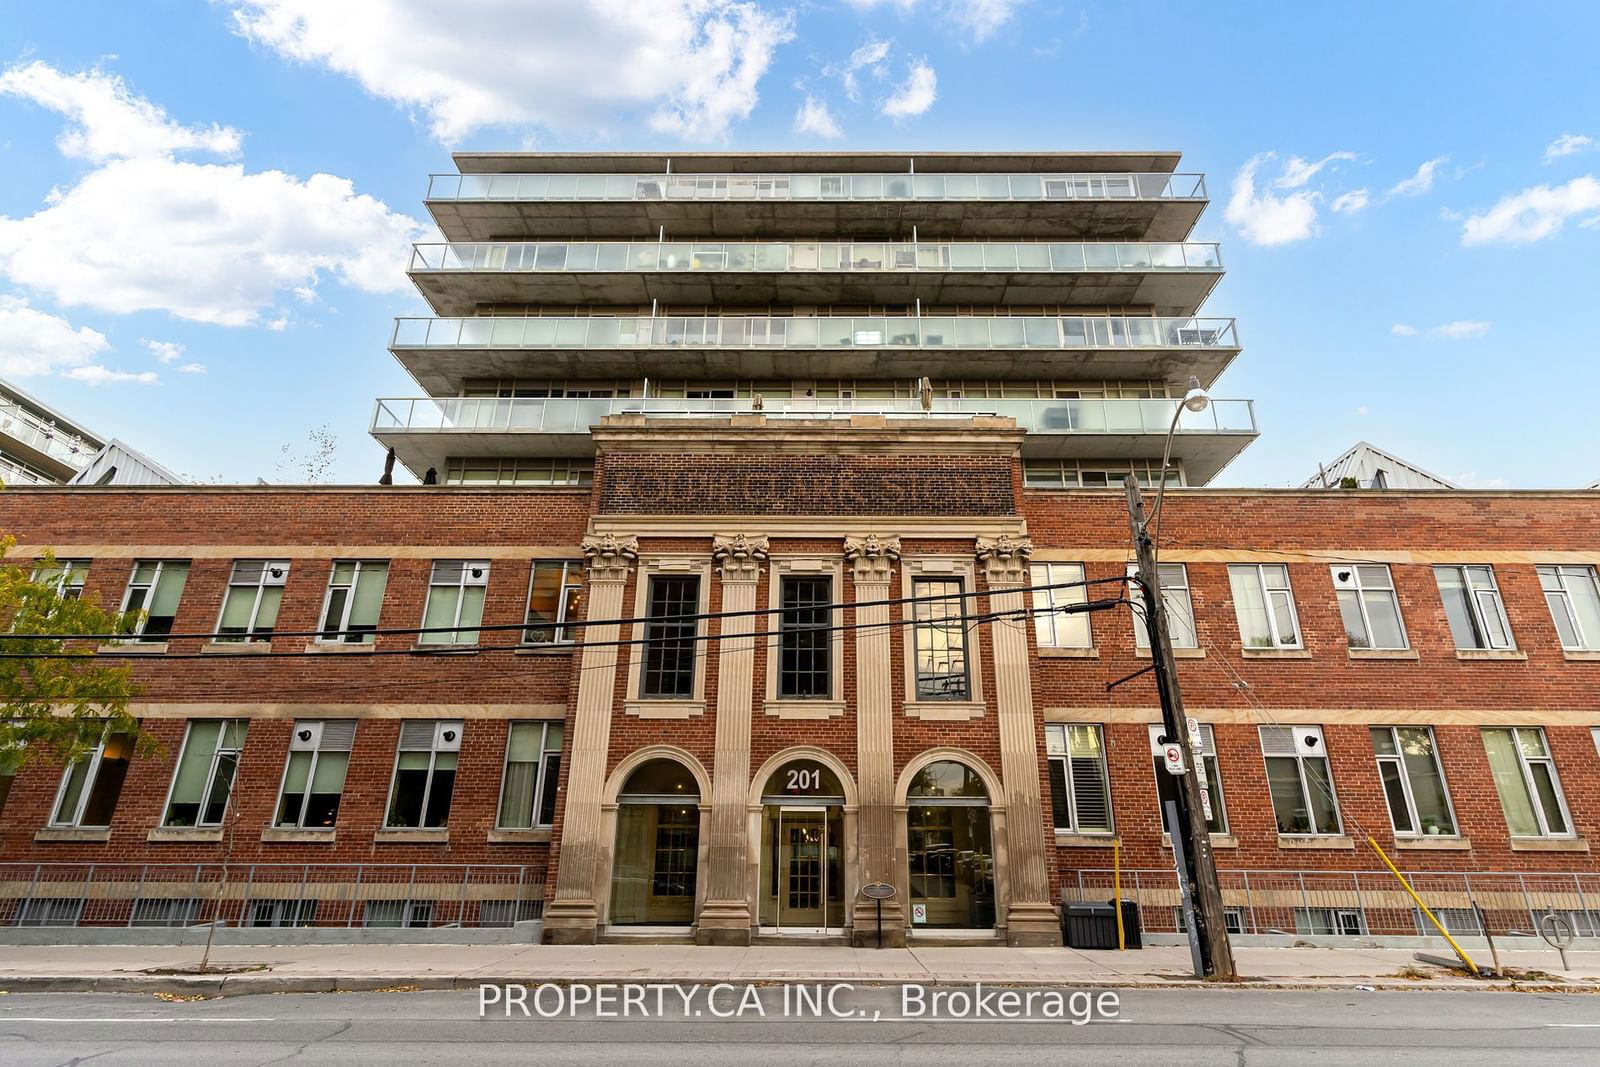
1125 476 1236 979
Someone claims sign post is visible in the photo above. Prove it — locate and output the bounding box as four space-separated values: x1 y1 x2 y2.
860 882 896 949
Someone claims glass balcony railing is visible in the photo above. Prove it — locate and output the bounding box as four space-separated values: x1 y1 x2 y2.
372 396 1257 437
427 171 1207 203
391 315 1239 351
0 402 95 468
409 241 1222 274
0 455 56 485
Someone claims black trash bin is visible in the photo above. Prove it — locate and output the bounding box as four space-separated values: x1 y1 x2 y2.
1115 898 1143 949
1061 902 1118 949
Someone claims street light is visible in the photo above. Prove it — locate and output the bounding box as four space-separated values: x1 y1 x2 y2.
1148 375 1209 560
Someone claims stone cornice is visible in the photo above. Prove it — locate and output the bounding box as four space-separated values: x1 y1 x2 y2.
844 534 902 584
976 534 1034 587
581 533 639 583
712 534 770 581
592 414 1024 456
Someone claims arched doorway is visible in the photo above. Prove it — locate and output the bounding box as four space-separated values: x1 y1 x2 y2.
608 758 701 928
758 759 846 934
905 759 996 930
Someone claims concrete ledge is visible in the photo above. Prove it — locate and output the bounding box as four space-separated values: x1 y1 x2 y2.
302 641 376 654
260 827 337 844
1276 834 1355 850
98 641 168 655
1240 648 1312 659
1348 648 1419 660
514 645 576 656
147 826 224 843
1562 649 1600 662
202 641 271 654
34 826 111 844
1038 646 1099 658
1054 833 1118 848
1510 835 1589 852
763 699 846 719
486 828 553 844
1394 836 1472 850
1455 648 1528 661
624 699 705 719
373 828 450 845
1135 647 1205 659
902 701 986 720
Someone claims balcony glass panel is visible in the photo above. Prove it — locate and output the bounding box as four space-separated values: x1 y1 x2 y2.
1047 244 1083 269
977 175 1011 199
1015 244 1052 269
1081 244 1118 269
1117 243 1151 269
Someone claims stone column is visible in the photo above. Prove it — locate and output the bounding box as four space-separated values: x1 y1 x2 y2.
845 534 906 946
696 533 768 945
544 533 637 945
975 534 1061 945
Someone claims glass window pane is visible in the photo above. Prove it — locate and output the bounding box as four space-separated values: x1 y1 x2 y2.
1363 591 1406 649
1530 763 1568 835
1266 758 1310 834
1483 729 1540 836
1435 568 1482 649
1398 728 1454 835
1229 566 1273 647
1303 757 1339 834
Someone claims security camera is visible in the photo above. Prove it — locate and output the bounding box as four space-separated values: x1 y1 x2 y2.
1304 735 1320 749
442 729 457 743
470 567 484 579
270 567 285 579
297 729 314 743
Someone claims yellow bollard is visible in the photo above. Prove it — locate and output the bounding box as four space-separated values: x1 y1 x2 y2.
1113 836 1125 950
1366 836 1479 976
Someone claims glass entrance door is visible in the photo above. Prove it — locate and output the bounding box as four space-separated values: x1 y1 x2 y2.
759 805 844 933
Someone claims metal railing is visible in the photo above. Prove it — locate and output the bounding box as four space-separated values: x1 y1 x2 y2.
0 455 56 486
371 396 1258 436
0 862 546 929
427 171 1207 203
1062 866 1600 939
391 314 1239 352
0 402 96 468
409 240 1223 275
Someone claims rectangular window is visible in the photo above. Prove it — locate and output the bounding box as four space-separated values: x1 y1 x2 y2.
50 731 133 827
1330 564 1408 650
1538 565 1600 651
1030 562 1092 648
1482 727 1572 838
318 561 388 643
33 559 88 599
640 575 699 698
1176 907 1244 934
1046 723 1113 833
1433 565 1514 650
496 721 564 829
1371 726 1457 837
1228 563 1301 649
119 560 189 640
162 720 248 827
216 560 289 643
523 561 582 644
385 720 462 828
912 577 971 700
0 747 18 819
1259 725 1341 836
275 720 356 829
365 900 434 928
777 575 831 698
1130 563 1197 648
1148 723 1228 834
1296 908 1365 936
131 898 200 927
248 899 318 928
419 560 489 644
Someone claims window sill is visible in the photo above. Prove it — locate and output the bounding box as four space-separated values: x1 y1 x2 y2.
98 641 168 655
1135 647 1205 659
1039 646 1098 659
1394 836 1472 851
624 699 706 719
902 700 986 721
203 641 271 654
1276 834 1355 850
1562 649 1600 661
34 826 110 844
1347 648 1418 660
303 641 376 654
764 699 846 719
515 645 576 656
1240 648 1311 659
1162 833 1239 849
147 826 224 843
1455 649 1527 661
1054 833 1119 848
373 828 450 844
260 828 337 844
411 643 480 654
1509 835 1589 852
487 828 553 844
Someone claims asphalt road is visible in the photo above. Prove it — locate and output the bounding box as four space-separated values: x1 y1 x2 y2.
1 987 1597 1065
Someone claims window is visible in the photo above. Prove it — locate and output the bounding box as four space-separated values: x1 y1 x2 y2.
1296 908 1365 936
119 560 189 640
318 561 387 643
131 898 200 927
50 731 133 827
777 575 831 697
1148 724 1228 834
1330 564 1408 650
33 559 88 599
497 721 563 828
275 720 356 828
1228 564 1301 649
1371 727 1456 837
248 899 318 927
1259 725 1341 836
912 577 971 700
15 898 84 927
523 561 582 644
1482 727 1572 838
216 560 288 642
480 899 543 927
640 575 699 698
1538 565 1600 651
1030 562 1092 648
1045 724 1112 833
385 721 461 828
162 720 248 827
1176 907 1244 934
1130 563 1197 648
1433 565 1514 650
420 560 489 644
0 747 17 818
365 900 434 928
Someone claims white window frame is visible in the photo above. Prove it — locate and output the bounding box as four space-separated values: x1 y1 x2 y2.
494 720 563 829
1046 723 1114 834
419 560 490 645
522 560 583 645
1147 723 1228 834
1031 562 1093 649
1482 726 1574 839
383 720 463 829
273 719 357 829
317 560 388 644
117 559 189 641
1329 563 1409 650
215 560 289 643
1259 725 1343 837
1130 562 1197 649
49 731 130 828
1228 563 1302 649
1370 725 1459 838
160 720 248 828
623 557 712 713
32 559 88 599
1539 564 1600 651
765 558 845 710
1433 564 1515 651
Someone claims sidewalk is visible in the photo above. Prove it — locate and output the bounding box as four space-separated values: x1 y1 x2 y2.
2 943 1596 996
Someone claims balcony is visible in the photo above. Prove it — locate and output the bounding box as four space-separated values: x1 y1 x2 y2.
425 171 1208 241
370 395 1257 484
0 402 96 477
0 454 56 486
407 240 1224 317
389 314 1241 393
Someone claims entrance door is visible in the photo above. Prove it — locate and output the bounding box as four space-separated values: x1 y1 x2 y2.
780 810 826 929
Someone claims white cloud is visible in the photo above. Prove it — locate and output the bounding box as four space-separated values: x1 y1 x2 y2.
1452 471 1509 490
0 294 109 377
1544 133 1594 163
793 95 842 139
63 365 159 386
1353 405 1370 416
142 338 185 364
1386 156 1448 198
176 362 208 374
880 59 937 119
231 0 793 143
835 38 890 101
0 60 242 162
1330 188 1369 215
1390 323 1417 336
1459 175 1600 246
946 0 1024 41
1275 151 1356 189
1224 153 1320 246
1392 320 1492 340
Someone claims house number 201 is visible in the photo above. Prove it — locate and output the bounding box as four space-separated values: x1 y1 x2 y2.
786 768 821 791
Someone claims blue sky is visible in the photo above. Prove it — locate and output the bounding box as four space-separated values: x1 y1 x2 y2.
1 0 1597 487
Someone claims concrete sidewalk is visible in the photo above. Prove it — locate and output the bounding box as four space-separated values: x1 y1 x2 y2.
1 942 1596 996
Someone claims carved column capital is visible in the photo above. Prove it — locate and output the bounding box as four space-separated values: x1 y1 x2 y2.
712 533 769 582
580 533 639 583
975 534 1033 588
844 534 902 584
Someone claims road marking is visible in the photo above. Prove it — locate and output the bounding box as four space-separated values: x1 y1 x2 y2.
1546 1024 1600 1028
2 1017 275 1024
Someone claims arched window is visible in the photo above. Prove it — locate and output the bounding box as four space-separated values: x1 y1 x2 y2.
610 758 700 928
618 758 700 802
907 759 989 802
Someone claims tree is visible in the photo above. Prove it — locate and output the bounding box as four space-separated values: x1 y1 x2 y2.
0 537 149 767
276 425 338 483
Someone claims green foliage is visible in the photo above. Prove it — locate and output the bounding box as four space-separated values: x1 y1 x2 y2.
0 535 148 767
